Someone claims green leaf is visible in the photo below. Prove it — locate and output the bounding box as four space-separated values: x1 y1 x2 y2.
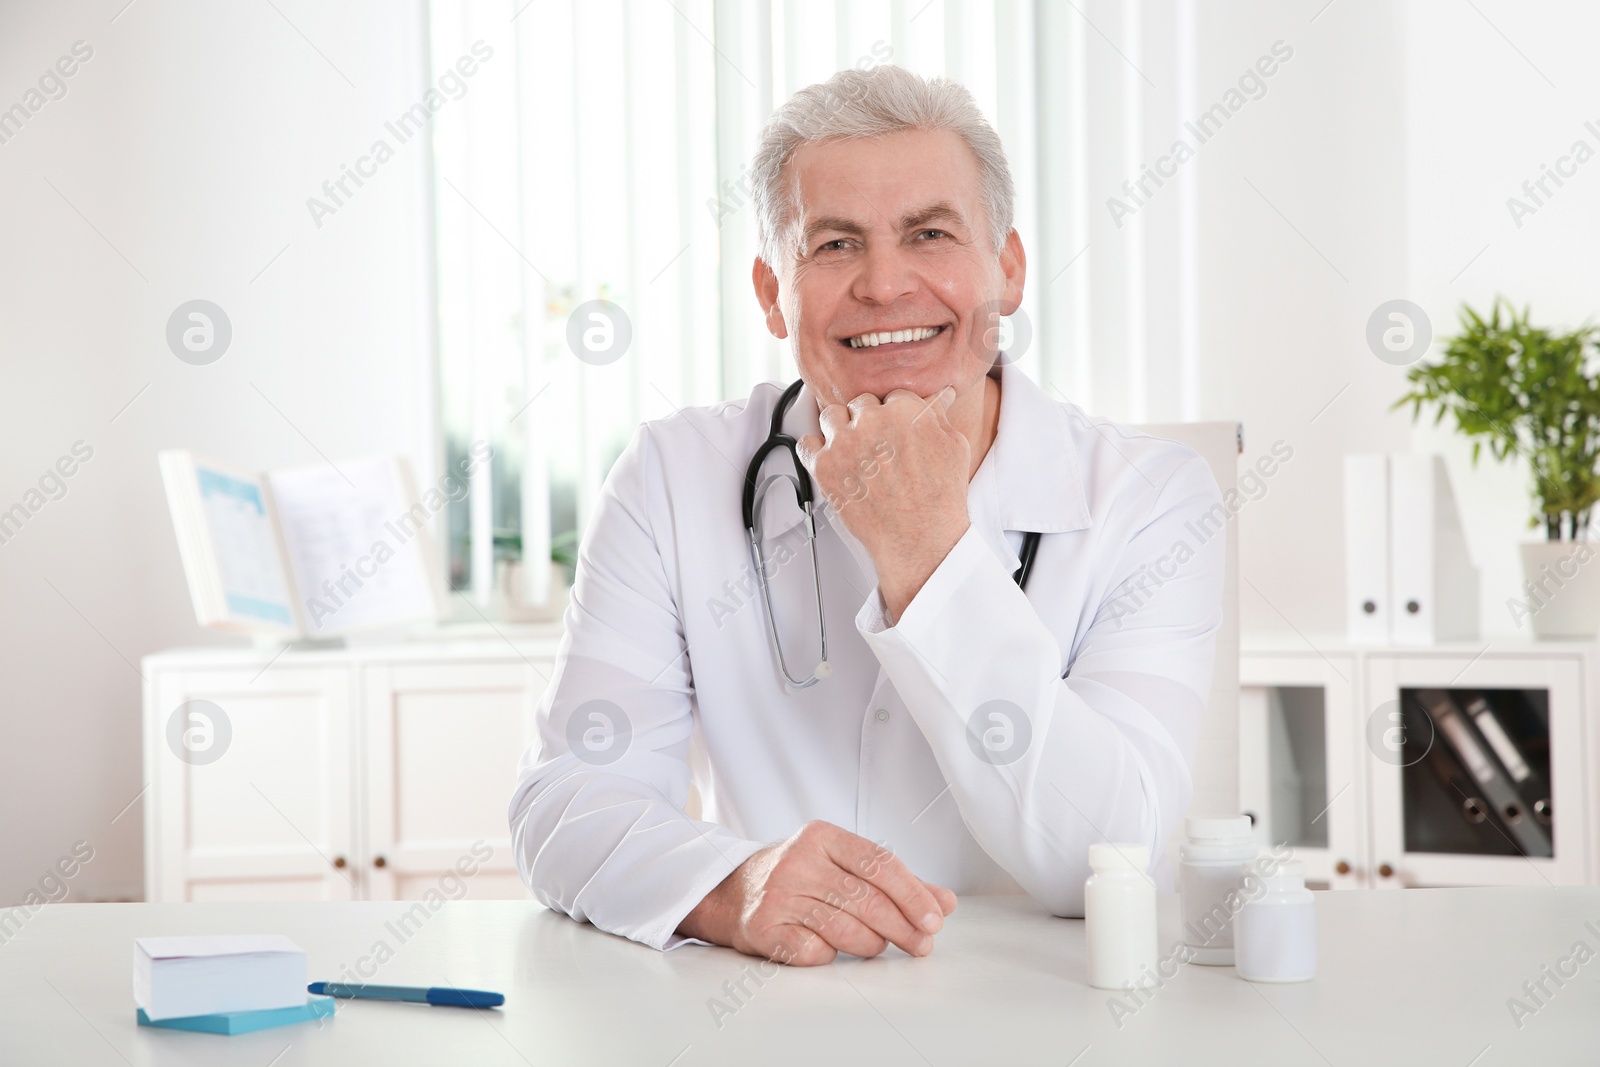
1395 298 1600 538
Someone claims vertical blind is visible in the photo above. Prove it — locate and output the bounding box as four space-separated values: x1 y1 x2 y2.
427 0 1200 609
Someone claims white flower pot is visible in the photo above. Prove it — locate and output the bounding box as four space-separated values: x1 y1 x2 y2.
1515 541 1600 639
493 559 571 623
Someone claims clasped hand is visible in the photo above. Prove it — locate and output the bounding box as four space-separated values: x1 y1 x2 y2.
676 822 958 965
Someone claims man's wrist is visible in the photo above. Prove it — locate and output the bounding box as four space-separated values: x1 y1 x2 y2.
874 521 970 622
675 896 716 942
675 852 753 945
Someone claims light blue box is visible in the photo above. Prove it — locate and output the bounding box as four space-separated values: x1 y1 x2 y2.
136 994 335 1035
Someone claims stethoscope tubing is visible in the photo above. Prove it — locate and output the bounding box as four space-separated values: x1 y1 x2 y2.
743 378 1038 689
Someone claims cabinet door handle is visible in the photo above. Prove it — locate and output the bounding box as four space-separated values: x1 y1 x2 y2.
333 856 347 869
1334 859 1351 875
1378 863 1394 878
373 855 387 869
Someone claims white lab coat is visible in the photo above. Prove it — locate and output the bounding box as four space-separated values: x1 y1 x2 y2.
508 359 1224 950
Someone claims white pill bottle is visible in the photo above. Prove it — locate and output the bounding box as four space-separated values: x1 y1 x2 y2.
1084 843 1156 991
1178 815 1256 965
1234 859 1318 982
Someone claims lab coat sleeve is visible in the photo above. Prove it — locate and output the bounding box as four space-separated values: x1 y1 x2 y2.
856 452 1224 916
508 422 768 951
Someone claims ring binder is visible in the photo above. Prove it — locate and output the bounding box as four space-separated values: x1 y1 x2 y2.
1413 690 1552 858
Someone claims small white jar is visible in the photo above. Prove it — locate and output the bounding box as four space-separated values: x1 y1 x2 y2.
1084 843 1156 991
1179 815 1256 965
1234 859 1318 983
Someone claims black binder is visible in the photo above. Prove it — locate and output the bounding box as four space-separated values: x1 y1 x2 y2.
1413 689 1552 858
1458 690 1553 830
1402 695 1519 856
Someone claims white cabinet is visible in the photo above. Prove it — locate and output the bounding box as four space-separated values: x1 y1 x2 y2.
360 660 547 901
1238 651 1364 889
144 663 355 902
1242 638 1594 891
141 632 560 903
1364 651 1586 889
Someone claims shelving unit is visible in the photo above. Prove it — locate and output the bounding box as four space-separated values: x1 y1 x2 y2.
1241 636 1593 890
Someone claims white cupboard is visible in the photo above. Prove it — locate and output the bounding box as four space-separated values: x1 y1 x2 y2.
141 632 561 903
1241 637 1594 891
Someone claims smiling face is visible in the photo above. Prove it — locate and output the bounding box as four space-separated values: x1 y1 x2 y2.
753 127 1025 405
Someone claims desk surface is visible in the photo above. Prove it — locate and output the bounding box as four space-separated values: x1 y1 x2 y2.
1 889 1596 1066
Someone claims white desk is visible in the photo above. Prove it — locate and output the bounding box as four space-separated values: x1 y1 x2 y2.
1 890 1596 1065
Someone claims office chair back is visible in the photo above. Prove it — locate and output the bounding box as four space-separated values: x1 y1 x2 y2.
1133 421 1242 833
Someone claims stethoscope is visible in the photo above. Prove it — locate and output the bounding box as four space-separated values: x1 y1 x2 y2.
742 378 1041 689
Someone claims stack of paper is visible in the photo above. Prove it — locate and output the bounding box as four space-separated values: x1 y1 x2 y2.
134 935 322 1033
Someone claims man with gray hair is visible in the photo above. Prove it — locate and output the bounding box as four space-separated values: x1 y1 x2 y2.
510 64 1224 965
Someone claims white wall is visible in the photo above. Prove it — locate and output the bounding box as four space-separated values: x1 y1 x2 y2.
0 0 434 903
1190 0 1412 639
1403 0 1600 637
1190 0 1599 641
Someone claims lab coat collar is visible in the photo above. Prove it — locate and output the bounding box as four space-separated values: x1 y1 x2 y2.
977 358 1092 536
780 358 1091 575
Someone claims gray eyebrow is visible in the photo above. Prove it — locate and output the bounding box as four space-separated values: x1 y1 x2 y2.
801 201 968 247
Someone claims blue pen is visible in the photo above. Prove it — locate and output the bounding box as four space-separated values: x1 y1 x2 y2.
308 982 504 1008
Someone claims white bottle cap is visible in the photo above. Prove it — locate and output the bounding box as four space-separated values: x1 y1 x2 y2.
1185 815 1252 841
1088 843 1149 872
1261 859 1307 892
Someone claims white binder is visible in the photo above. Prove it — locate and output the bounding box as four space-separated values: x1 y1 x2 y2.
1344 454 1391 644
1388 453 1479 642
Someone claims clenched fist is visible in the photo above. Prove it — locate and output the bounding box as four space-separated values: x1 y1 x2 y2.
796 387 973 622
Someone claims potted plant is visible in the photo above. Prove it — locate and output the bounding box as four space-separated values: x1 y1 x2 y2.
490 528 577 622
1395 298 1600 638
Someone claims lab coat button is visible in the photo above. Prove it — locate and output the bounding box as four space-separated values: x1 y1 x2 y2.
875 708 889 722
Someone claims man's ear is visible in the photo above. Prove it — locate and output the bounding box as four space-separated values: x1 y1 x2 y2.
752 257 788 340
996 228 1027 317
